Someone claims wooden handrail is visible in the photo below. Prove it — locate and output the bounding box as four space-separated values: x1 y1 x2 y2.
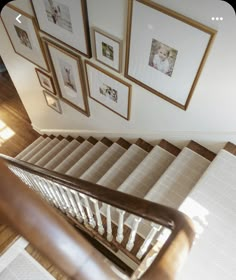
0 154 195 279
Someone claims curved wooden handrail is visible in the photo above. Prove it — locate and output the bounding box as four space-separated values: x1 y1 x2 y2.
0 154 195 279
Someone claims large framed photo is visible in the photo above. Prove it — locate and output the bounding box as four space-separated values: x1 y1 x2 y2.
85 61 131 120
92 27 122 73
43 90 62 113
36 68 56 94
125 0 217 110
43 38 90 116
1 5 48 71
31 0 91 58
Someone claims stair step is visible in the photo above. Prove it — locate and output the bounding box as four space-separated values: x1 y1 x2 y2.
158 139 181 156
126 144 211 238
223 141 236 155
35 139 69 167
187 140 216 161
66 141 110 178
135 138 153 153
54 140 95 174
44 139 81 170
15 136 44 160
19 137 51 162
97 144 149 191
27 138 60 164
80 142 128 183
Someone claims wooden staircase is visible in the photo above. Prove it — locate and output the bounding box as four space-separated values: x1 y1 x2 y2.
1 134 236 279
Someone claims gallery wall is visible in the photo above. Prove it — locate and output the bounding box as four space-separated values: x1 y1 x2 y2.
0 0 235 152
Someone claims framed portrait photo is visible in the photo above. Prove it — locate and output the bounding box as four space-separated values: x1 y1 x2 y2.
125 0 217 110
36 68 56 94
85 61 131 120
43 90 62 113
31 0 91 57
43 38 90 116
1 5 48 71
92 27 122 73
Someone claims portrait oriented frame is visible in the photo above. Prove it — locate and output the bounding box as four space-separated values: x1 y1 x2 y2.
35 68 56 94
85 61 132 120
31 0 91 58
125 0 217 110
1 4 49 71
92 27 122 73
43 90 62 114
43 38 90 117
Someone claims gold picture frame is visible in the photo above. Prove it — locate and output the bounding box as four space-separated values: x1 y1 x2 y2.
43 90 62 114
125 0 217 110
43 38 90 117
35 68 56 95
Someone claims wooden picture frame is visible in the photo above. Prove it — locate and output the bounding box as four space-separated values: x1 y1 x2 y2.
85 61 131 120
43 90 62 113
31 0 91 58
125 0 217 110
1 4 49 71
92 27 122 73
35 68 56 94
43 38 90 117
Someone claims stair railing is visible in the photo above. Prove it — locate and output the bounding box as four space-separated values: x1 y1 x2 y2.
0 154 195 280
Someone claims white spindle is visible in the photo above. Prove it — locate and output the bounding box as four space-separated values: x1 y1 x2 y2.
57 184 74 216
90 198 104 235
72 191 88 225
106 204 113 242
44 180 61 208
116 209 125 243
65 188 83 223
136 223 161 259
126 217 141 251
80 194 96 228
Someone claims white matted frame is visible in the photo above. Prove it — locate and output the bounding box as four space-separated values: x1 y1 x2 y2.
43 90 62 113
43 38 90 117
125 0 217 110
35 68 56 94
92 27 122 73
31 0 91 58
85 61 131 120
1 5 48 71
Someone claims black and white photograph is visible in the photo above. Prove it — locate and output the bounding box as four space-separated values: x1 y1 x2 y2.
99 83 118 103
148 39 178 77
14 25 32 49
35 68 56 94
102 42 114 61
59 59 77 93
43 90 62 113
43 0 73 32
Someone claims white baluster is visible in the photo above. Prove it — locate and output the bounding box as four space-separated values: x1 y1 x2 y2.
80 194 96 228
126 217 141 251
56 184 74 216
65 189 83 223
72 191 88 225
136 223 161 259
44 180 61 208
90 198 104 235
116 209 125 243
106 204 113 242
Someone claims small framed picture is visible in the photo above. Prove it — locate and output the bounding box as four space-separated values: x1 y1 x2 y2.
1 5 49 71
85 61 131 120
43 38 90 117
92 27 122 73
43 90 62 113
35 68 56 94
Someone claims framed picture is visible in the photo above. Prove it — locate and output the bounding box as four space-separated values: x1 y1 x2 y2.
31 0 91 58
35 68 56 94
85 61 131 120
92 27 122 73
1 5 48 71
43 90 62 113
43 38 90 117
125 0 217 110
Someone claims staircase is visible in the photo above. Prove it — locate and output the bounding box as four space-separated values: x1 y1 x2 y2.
1 134 236 279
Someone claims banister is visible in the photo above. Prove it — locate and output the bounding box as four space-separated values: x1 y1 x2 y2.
0 154 195 279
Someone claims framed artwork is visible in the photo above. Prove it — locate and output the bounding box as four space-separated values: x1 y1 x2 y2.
31 0 91 58
92 27 122 73
43 90 62 113
1 5 48 71
125 0 217 110
85 61 131 120
43 38 90 117
35 68 56 94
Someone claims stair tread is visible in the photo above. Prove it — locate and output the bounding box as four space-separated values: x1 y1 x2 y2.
100 137 113 147
15 136 44 160
187 140 216 161
116 138 131 150
87 136 98 145
135 138 153 152
223 141 236 155
158 139 181 156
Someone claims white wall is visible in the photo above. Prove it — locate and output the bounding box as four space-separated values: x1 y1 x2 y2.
0 0 235 152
